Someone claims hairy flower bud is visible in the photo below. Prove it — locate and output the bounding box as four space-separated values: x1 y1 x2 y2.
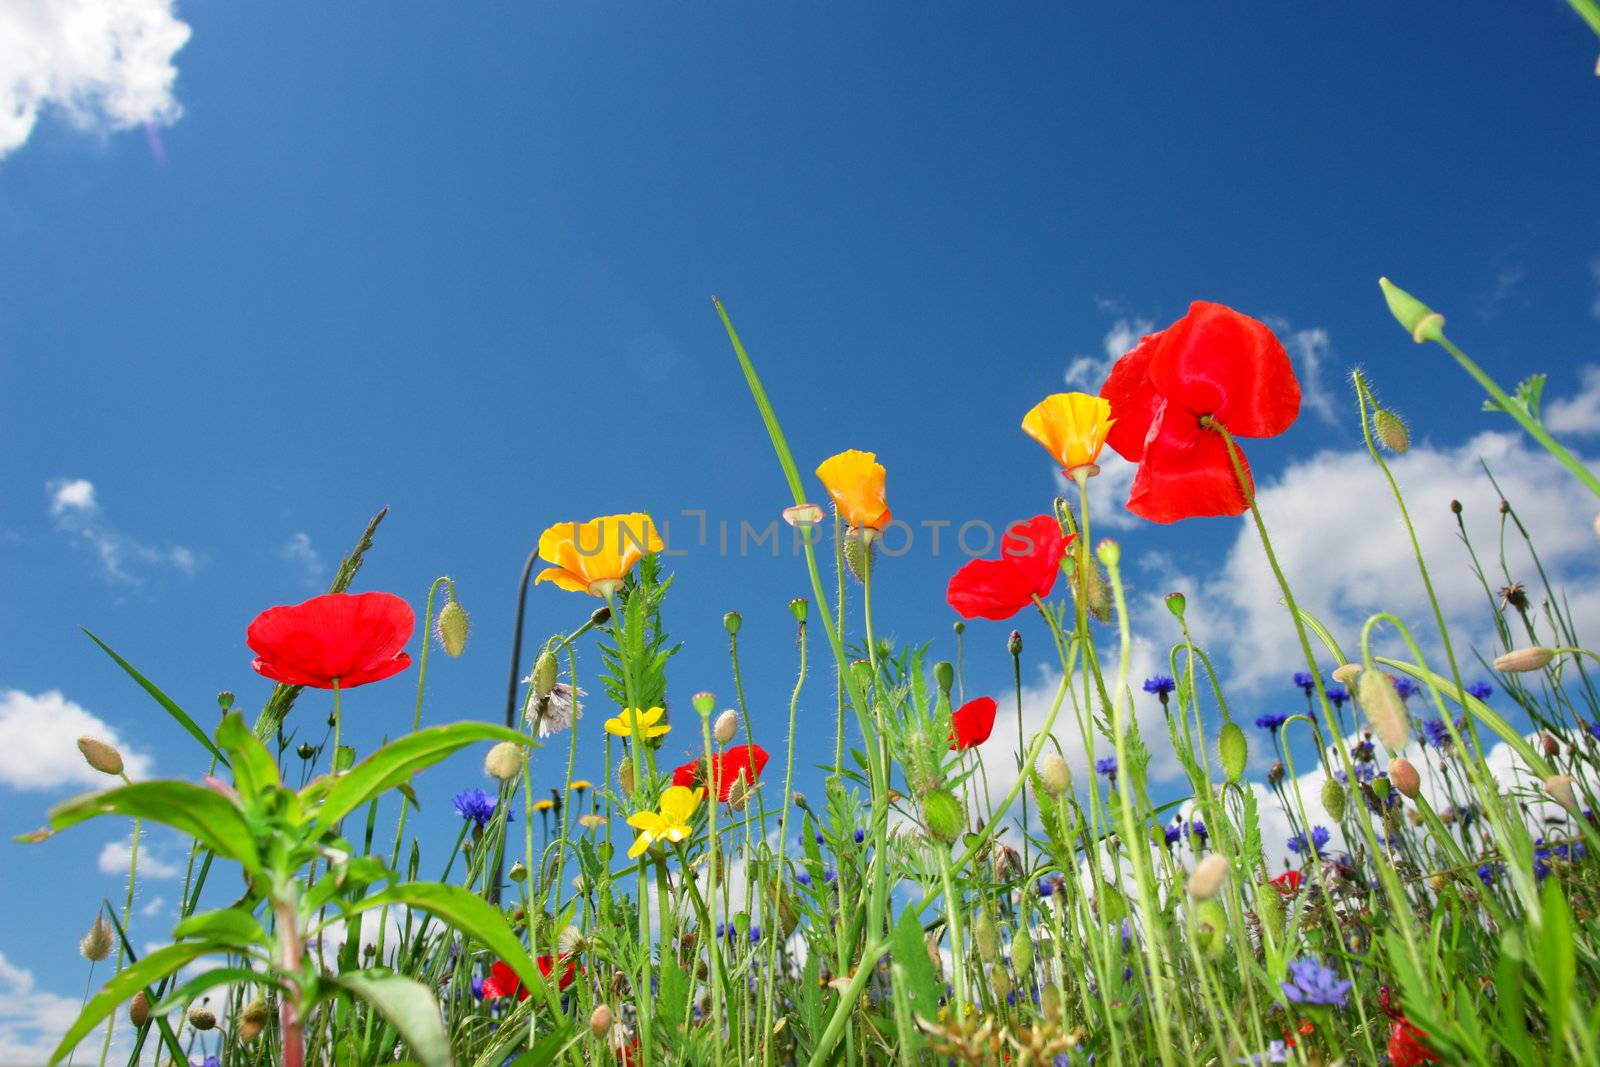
1388 757 1421 797
1010 927 1035 975
590 1003 614 1039
484 741 525 782
714 710 739 745
238 997 269 1041
990 963 1013 1001
79 913 113 961
77 737 124 777
1188 855 1229 901
1035 754 1071 796
1331 663 1363 686
1040 982 1062 1021
843 533 872 583
1494 647 1555 673
905 729 944 798
618 758 636 798
128 991 150 1027
1321 777 1348 820
1218 722 1247 783
436 596 469 657
973 914 999 963
530 649 558 699
187 1005 217 1031
1358 671 1411 752
1544 774 1580 815
933 660 955 694
922 789 965 843
1373 409 1410 454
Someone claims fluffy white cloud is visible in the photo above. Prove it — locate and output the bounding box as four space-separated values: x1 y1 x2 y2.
1274 323 1340 428
281 531 326 583
0 949 131 1063
97 836 181 879
1062 317 1154 391
0 0 191 158
45 477 200 581
0 689 153 790
1544 365 1600 436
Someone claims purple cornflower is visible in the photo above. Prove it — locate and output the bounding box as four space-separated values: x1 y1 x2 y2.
1095 757 1118 781
1394 677 1419 700
1280 956 1352 1007
1143 675 1176 697
1163 822 1183 847
1292 672 1316 694
452 788 504 830
1325 684 1349 709
1255 713 1288 733
1423 719 1452 748
853 828 865 844
471 974 485 999
1351 738 1375 762
1467 681 1494 701
1186 820 1208 844
1287 825 1331 856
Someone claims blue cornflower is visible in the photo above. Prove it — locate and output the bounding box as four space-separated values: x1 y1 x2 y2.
1588 721 1600 742
1163 822 1183 846
1394 677 1420 700
1476 864 1498 887
1287 825 1331 856
471 974 485 999
1292 672 1316 694
822 867 838 885
1351 738 1375 762
1423 719 1452 748
190 1059 222 1067
1325 684 1349 709
1143 675 1176 697
452 788 504 830
1255 713 1288 733
1187 820 1209 844
1467 681 1494 700
1038 876 1060 897
795 871 812 887
1280 956 1352 1007
1095 757 1118 781
1237 1042 1290 1066
853 828 865 844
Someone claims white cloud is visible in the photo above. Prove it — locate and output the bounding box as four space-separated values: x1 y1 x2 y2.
97 836 181 879
0 689 153 790
1056 451 1140 531
139 895 167 917
0 949 132 1063
281 532 325 584
1279 324 1340 428
1544 365 1600 436
1063 317 1154 392
0 0 191 159
45 477 201 581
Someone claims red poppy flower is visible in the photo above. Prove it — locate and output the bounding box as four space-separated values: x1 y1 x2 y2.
946 515 1072 621
672 744 770 803
247 592 414 689
949 697 997 751
1100 301 1300 524
1387 1019 1440 1067
1270 869 1303 894
480 956 580 1001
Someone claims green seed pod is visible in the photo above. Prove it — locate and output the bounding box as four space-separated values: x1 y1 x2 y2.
1010 927 1035 975
509 861 528 883
1257 883 1283 938
922 789 965 843
530 649 558 698
973 914 999 963
1218 721 1248 783
484 741 524 781
297 742 316 761
1040 982 1062 1021
1373 409 1410 454
436 597 470 657
724 610 742 635
1165 592 1186 619
1193 898 1228 959
844 533 873 583
990 963 1012 1001
691 691 716 717
216 691 235 711
933 660 955 695
789 597 809 623
1321 777 1348 821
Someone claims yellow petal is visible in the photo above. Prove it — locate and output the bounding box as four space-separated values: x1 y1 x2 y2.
628 833 653 859
659 785 705 823
533 567 590 593
815 450 891 531
1021 393 1114 470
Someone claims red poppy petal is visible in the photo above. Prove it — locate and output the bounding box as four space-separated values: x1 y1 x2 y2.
999 515 1070 599
950 697 998 750
246 592 415 688
481 961 523 1000
1101 330 1166 462
672 760 700 790
1124 406 1254 524
946 557 1036 620
711 745 769 801
1147 301 1300 438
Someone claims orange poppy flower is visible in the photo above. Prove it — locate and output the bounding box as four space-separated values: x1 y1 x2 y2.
535 513 663 597
816 450 891 533
1021 393 1115 474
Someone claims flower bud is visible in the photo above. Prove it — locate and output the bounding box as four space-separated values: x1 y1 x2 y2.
1165 591 1187 618
618 758 635 798
953 620 965 636
1036 754 1071 796
925 935 944 980
484 741 525 781
933 660 954 694
1451 499 1463 515
1218 722 1247 783
789 597 809 623
590 1003 614 1039
726 777 754 812
436 597 469 657
297 742 316 761
1358 671 1411 752
188 1005 217 1031
1331 663 1362 686
990 963 1012 1001
1321 778 1348 820
238 997 269 1041
1187 854 1229 900
1378 277 1446 344
844 533 872 583
128 991 150 1027
1494 647 1555 673
1541 731 1561 758
724 610 742 635
589 605 611 627
1194 898 1228 959
1544 774 1580 815
692 691 717 718
79 913 114 961
1007 630 1023 657
1257 881 1283 935
1267 761 1284 787
1010 927 1035 975
1040 982 1062 1021
530 649 559 699
921 789 965 843
76 737 124 777
216 691 235 711
509 861 528 883
973 913 999 963
1373 409 1410 454
714 710 739 745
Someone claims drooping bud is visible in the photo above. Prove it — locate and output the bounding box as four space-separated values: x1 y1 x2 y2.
1358 671 1411 751
1321 777 1348 820
436 596 470 657
1165 591 1187 618
237 997 269 1041
484 741 525 782
589 605 611 627
1218 722 1247 784
723 610 742 635
1331 663 1363 686
508 860 528 883
1378 277 1446 344
1187 854 1229 900
1010 927 1035 975
530 649 559 698
1544 774 1579 815
789 597 809 623
1494 647 1555 673
973 914 999 963
1036 754 1071 796
933 660 954 695
128 991 150 1027
79 913 114 961
714 710 739 744
691 691 717 718
618 758 636 798
1007 630 1023 657
1541 731 1561 758
1267 761 1284 787
77 737 124 777
921 789 965 843
1373 409 1410 454
187 1005 217 1031
590 1003 614 1039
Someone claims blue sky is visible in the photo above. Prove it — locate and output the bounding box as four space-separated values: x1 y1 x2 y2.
4 1 1600 1057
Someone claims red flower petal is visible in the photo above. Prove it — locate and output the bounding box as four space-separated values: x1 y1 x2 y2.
1148 301 1300 438
1123 404 1256 523
1101 330 1166 463
946 515 1071 620
674 746 770 802
1387 1019 1440 1067
950 697 998 751
246 592 415 690
1270 870 1303 894
481 961 526 1001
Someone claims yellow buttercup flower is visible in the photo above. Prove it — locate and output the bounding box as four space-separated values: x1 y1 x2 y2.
534 513 664 597
816 450 891 533
1021 393 1115 474
626 785 704 859
603 706 671 741
532 799 555 812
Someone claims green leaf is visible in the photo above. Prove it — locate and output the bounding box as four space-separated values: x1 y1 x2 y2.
49 941 219 1064
657 954 690 1041
1376 657 1553 775
501 1024 583 1067
48 782 260 869
216 711 280 797
81 628 229 768
311 722 530 832
324 970 452 1067
171 906 272 953
1540 878 1576 1051
1483 373 1546 422
1495 930 1534 1063
890 905 940 1032
150 966 271 1014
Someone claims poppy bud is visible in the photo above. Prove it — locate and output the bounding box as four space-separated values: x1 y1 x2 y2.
789 597 809 623
933 660 954 695
1257 882 1283 936
484 741 524 781
714 710 739 744
1267 761 1284 786
1544 774 1579 815
436 596 470 657
1187 854 1229 900
530 649 558 699
1007 630 1023 657
1378 277 1446 344
1096 539 1120 567
590 1003 614 1039
1218 722 1248 783
188 1005 217 1031
1450 499 1463 515
1331 663 1363 686
726 776 754 812
1493 647 1555 673
1010 927 1035 975
128 991 150 1027
297 742 316 761
953 620 965 636
1321 778 1348 820
1036 754 1071 796
1541 731 1561 758
216 691 235 711
1358 671 1411 752
509 860 528 883
238 997 269 1041
922 789 964 843
79 913 113 961
1040 982 1062 1021
925 935 944 980
990 964 1012 1001
1194 898 1228 959
905 729 944 797
589 605 611 627
843 533 872 583
724 610 742 635
77 737 124 777
1373 409 1410 454
973 913 999 963
618 758 635 797
849 660 874 692
1165 591 1186 618
692 691 717 718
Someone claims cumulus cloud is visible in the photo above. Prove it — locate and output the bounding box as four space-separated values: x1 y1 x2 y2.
1062 317 1154 392
0 951 111 1063
45 477 200 581
281 532 325 584
97 836 181 879
1275 323 1341 428
0 689 153 790
1544 365 1600 436
0 0 191 159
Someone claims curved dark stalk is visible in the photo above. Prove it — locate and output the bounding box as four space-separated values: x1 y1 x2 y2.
490 545 539 905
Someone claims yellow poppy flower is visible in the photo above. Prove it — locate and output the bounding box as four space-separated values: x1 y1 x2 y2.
534 513 664 597
603 706 671 740
626 785 704 858
815 450 891 533
1021 393 1115 473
